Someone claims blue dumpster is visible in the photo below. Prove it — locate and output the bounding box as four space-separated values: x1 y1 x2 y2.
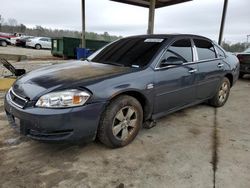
76 48 93 59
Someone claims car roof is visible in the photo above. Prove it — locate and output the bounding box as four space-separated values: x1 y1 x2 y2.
32 37 50 39
30 37 41 39
126 34 212 41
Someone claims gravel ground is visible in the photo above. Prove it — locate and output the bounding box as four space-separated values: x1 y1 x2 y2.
0 46 70 77
0 60 70 77
0 45 52 59
0 75 250 187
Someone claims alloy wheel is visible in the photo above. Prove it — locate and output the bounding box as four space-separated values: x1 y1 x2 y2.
112 106 137 141
218 81 229 103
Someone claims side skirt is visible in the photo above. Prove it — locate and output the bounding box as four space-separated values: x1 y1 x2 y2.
151 98 210 120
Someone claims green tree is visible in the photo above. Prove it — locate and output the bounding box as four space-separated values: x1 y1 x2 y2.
20 24 26 33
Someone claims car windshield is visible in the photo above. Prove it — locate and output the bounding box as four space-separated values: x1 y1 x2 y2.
244 48 250 53
90 37 166 68
22 36 32 39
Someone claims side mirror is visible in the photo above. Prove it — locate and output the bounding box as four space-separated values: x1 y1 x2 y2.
161 56 184 67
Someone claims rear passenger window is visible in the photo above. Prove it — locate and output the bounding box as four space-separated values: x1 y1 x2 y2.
194 39 216 61
166 39 193 62
40 38 48 41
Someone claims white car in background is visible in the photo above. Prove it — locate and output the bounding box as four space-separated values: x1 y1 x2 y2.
26 37 52 50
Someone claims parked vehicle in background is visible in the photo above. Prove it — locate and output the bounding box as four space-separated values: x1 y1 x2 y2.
10 34 31 45
10 37 20 45
0 32 15 39
5 34 239 148
237 48 250 78
15 36 34 47
26 37 52 50
0 37 11 47
0 32 25 40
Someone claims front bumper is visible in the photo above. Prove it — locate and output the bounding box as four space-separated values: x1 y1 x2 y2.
4 93 106 143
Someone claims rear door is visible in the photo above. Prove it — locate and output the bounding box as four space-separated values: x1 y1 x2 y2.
47 38 52 49
39 38 50 48
193 38 224 100
154 38 198 114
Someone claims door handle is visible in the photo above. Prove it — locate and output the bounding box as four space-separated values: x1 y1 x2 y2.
188 68 197 73
218 63 224 68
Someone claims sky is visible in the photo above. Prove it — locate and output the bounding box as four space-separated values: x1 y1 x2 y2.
0 0 249 43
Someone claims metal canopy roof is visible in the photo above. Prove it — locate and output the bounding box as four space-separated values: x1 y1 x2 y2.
110 0 192 8
80 0 227 48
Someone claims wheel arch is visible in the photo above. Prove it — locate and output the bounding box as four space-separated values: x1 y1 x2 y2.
35 43 42 48
224 73 233 87
109 90 152 122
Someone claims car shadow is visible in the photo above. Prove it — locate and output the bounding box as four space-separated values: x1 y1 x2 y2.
240 75 250 80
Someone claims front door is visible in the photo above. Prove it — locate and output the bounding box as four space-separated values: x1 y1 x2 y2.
154 38 198 114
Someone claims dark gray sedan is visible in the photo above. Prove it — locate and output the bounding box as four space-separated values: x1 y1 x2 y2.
4 34 239 148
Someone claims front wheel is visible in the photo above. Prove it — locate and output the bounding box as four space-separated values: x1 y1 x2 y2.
209 77 231 107
97 95 143 148
0 41 7 47
35 44 42 50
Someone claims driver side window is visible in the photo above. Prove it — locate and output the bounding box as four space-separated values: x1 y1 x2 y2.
160 39 193 67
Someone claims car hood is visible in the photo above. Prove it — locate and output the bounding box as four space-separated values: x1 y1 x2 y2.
12 61 130 100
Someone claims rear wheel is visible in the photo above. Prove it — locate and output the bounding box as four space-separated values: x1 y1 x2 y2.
97 95 143 148
0 41 7 47
209 77 231 107
35 44 42 50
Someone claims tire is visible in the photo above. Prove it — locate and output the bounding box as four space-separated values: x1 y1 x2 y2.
35 44 42 50
239 73 244 79
0 41 7 47
209 77 231 107
97 95 143 148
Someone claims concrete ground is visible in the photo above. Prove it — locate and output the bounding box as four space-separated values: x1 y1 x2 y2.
0 73 249 187
1 43 249 188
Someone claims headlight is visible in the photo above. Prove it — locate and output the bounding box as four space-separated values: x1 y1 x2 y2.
35 89 90 108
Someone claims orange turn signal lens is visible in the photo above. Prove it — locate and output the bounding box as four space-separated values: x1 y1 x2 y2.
73 95 82 104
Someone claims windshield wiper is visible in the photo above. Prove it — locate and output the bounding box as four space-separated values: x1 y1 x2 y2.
80 58 90 62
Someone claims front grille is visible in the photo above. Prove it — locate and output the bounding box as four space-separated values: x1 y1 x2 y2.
29 129 73 139
9 88 28 108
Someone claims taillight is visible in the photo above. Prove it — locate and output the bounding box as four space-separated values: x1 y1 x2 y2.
237 55 243 63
